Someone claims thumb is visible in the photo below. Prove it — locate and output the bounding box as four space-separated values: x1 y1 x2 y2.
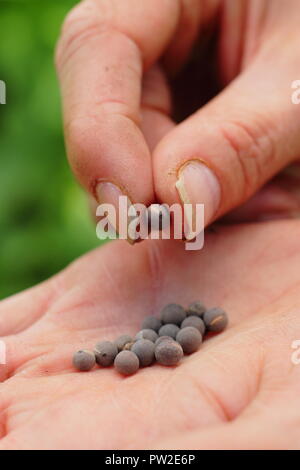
153 43 300 231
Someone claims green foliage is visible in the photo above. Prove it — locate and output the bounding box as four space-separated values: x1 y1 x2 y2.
0 0 103 299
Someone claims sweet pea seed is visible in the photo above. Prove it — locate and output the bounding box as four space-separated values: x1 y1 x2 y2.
94 341 118 367
115 334 133 352
176 326 202 354
141 315 162 332
123 341 135 351
158 323 180 339
131 339 155 367
161 304 186 325
155 335 176 346
181 315 205 335
147 204 170 231
203 308 228 333
186 301 206 318
73 350 95 371
135 329 158 343
114 350 139 376
155 340 183 366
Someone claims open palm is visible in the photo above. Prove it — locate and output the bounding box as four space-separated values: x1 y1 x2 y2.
0 220 300 449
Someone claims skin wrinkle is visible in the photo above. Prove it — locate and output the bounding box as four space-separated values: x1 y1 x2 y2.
1 222 300 447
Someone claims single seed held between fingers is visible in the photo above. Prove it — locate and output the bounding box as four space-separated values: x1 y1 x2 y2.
131 339 155 367
135 329 158 343
147 204 170 232
186 301 206 317
155 340 183 366
141 315 162 332
159 323 180 339
181 315 205 335
114 350 140 376
94 341 118 367
115 334 133 352
161 304 186 325
73 350 96 371
176 326 202 354
203 307 228 333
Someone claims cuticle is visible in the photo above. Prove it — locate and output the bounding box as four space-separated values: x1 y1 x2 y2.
92 178 133 205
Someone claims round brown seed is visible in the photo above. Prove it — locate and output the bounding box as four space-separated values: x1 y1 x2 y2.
155 340 183 366
186 301 206 317
114 350 139 376
123 341 135 351
181 315 205 335
135 329 158 343
158 323 180 339
131 339 155 367
73 350 95 371
115 334 133 352
155 336 176 346
161 304 186 325
176 326 202 354
141 315 162 332
94 341 118 367
203 308 228 333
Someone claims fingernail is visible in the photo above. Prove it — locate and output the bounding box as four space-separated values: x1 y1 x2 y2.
175 161 221 232
95 182 136 244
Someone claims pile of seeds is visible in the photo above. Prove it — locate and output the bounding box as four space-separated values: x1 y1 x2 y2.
72 302 228 376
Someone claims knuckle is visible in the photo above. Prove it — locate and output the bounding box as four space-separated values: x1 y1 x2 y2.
55 0 107 71
219 118 275 199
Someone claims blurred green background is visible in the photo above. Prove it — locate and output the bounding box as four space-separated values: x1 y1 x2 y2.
0 0 102 300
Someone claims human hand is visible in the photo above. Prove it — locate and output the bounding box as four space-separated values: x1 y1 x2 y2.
56 0 300 234
0 219 300 449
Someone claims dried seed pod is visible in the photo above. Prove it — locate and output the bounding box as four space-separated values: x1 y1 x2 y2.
155 340 183 366
186 301 206 317
135 329 158 343
203 308 228 333
114 350 139 376
176 326 202 354
115 334 133 352
131 339 155 367
73 350 95 371
141 315 162 332
161 304 186 325
94 341 118 367
158 323 180 339
181 315 205 335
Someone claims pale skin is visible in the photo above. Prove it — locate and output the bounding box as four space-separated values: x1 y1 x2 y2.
2 0 300 450
56 0 300 225
0 218 300 449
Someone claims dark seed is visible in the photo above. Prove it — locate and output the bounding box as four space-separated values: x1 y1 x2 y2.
94 341 118 367
141 315 162 332
176 326 202 354
161 304 186 325
158 323 180 339
135 329 158 343
73 350 95 371
155 340 183 366
114 350 139 376
123 341 135 351
115 334 133 352
203 308 228 333
181 315 205 335
155 335 176 346
147 204 170 231
186 301 206 318
131 339 155 367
